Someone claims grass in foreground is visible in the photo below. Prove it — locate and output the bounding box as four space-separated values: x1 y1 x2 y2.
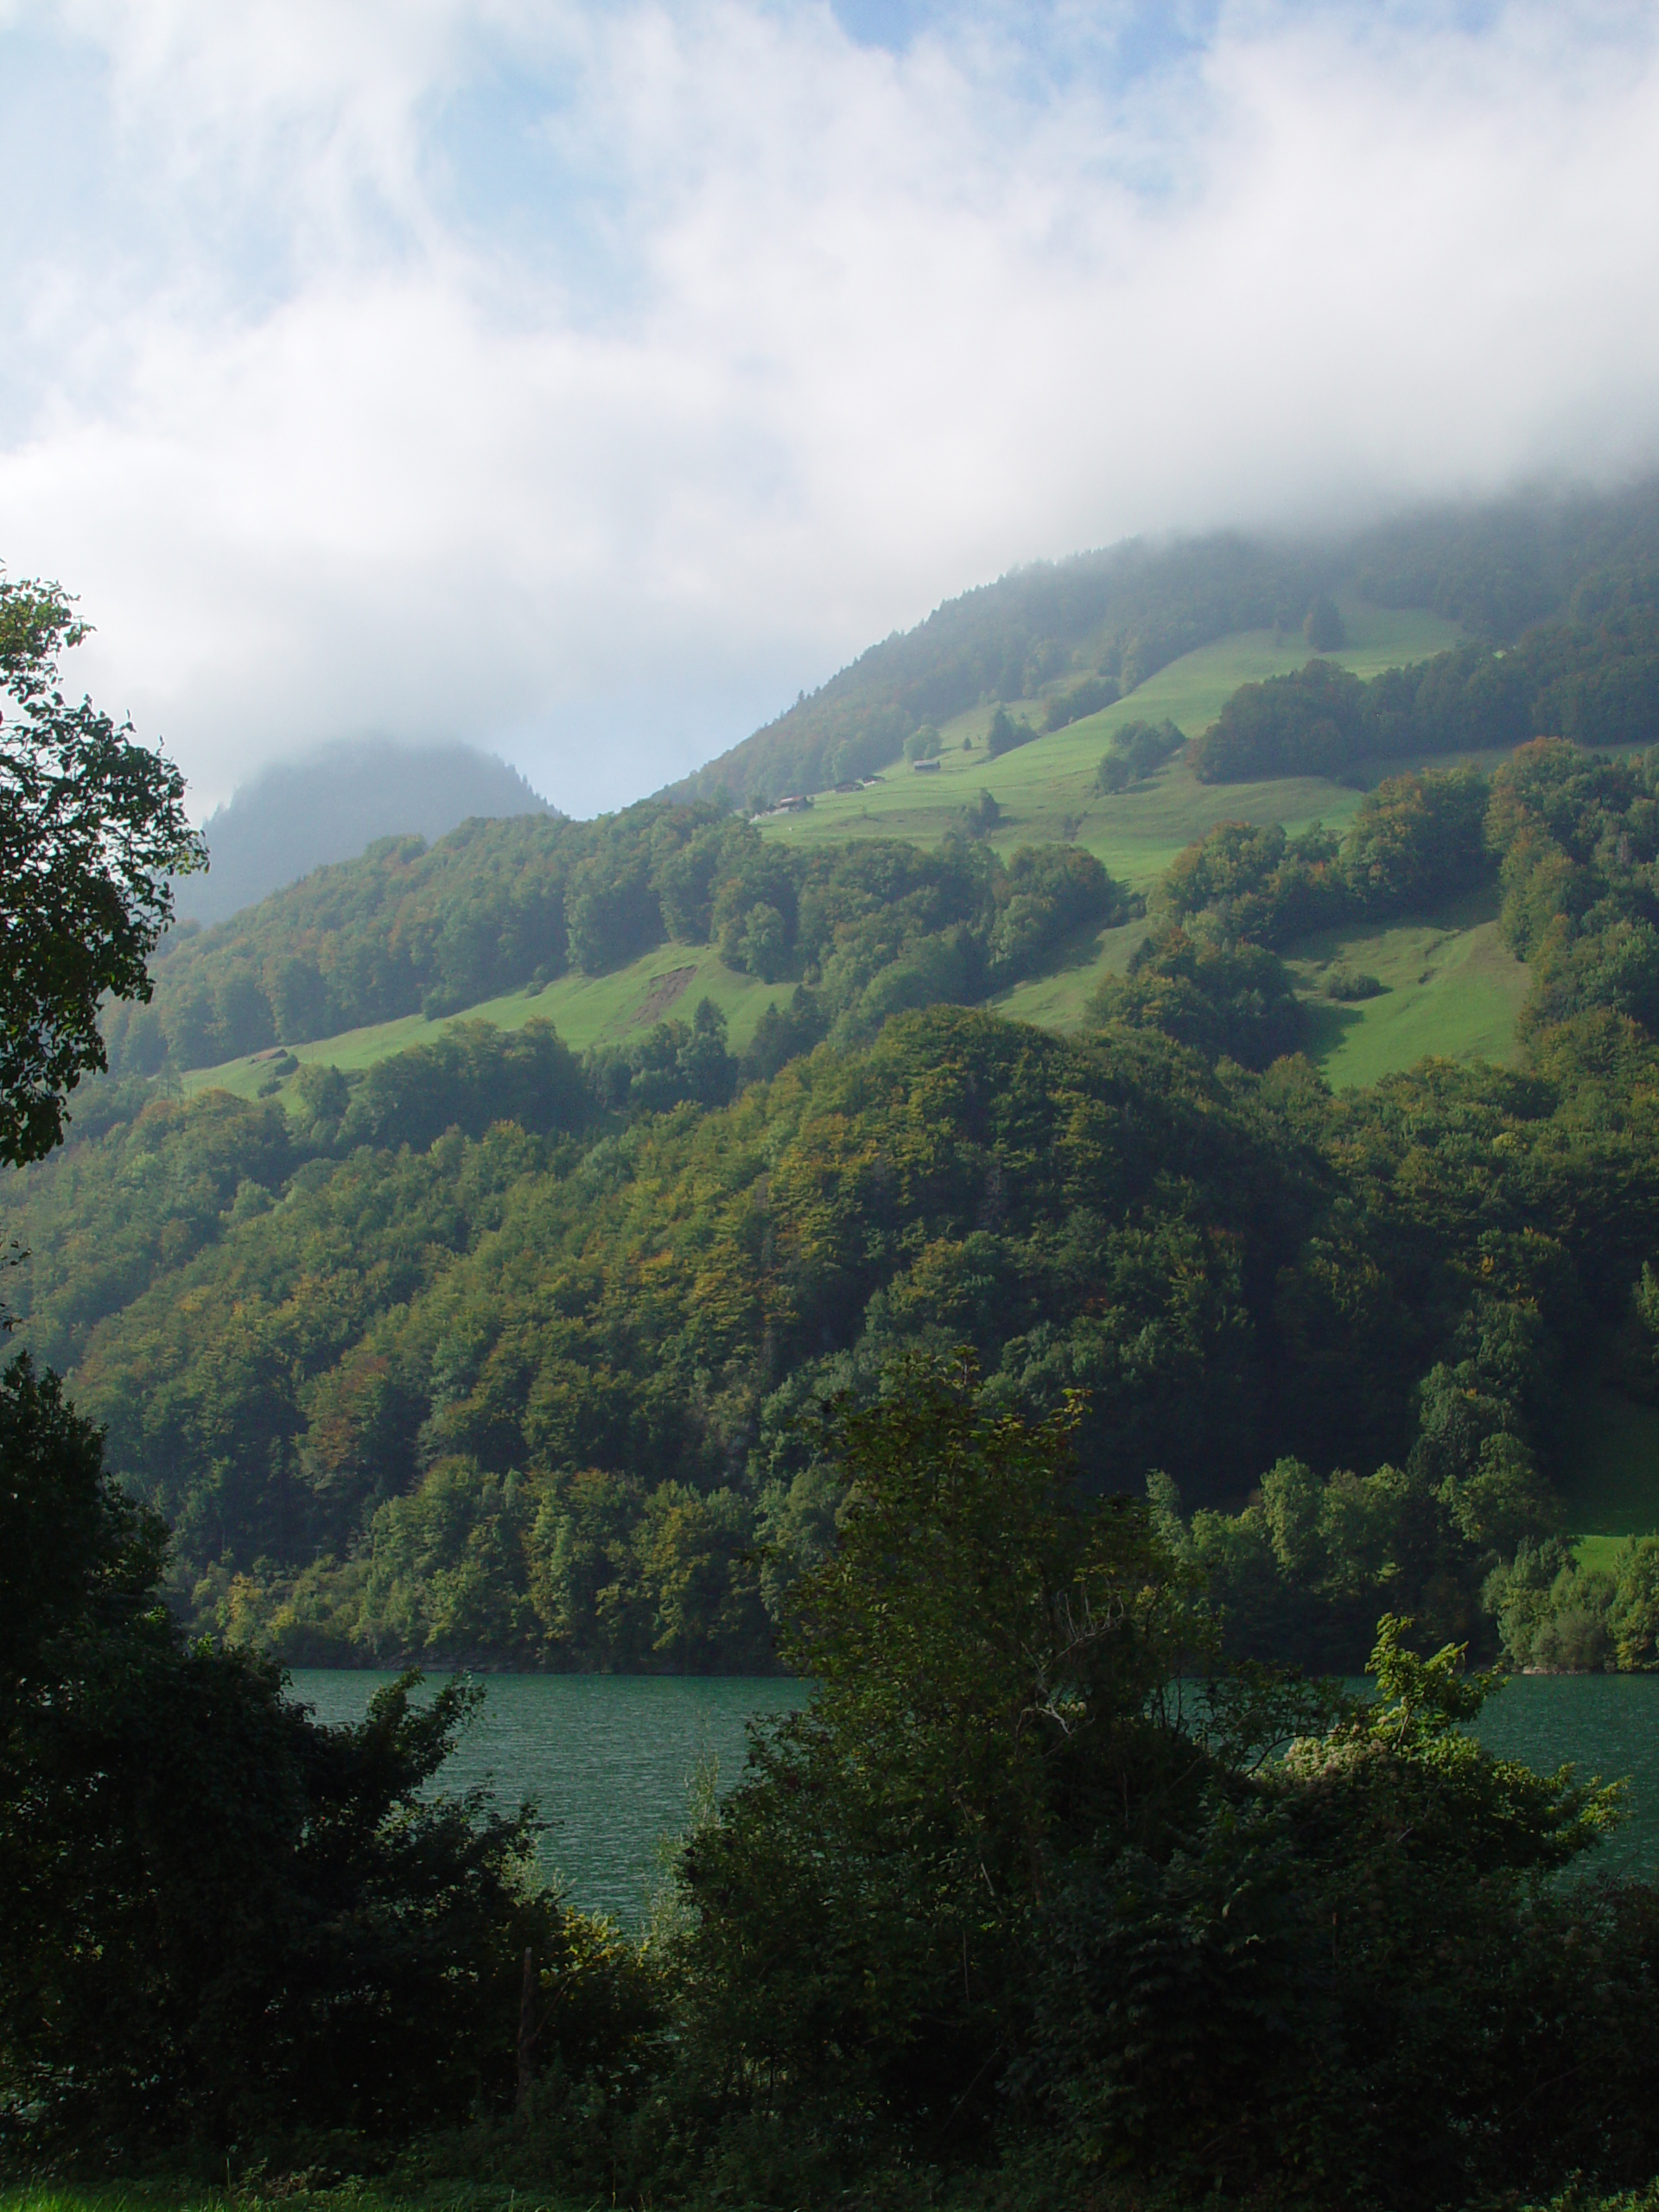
8 2173 1659 2212
0 2190 586 2212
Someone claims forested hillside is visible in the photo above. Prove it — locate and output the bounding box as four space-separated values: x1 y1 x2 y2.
104 808 1128 1076
677 480 1659 804
14 485 1659 1681
14 733 1659 1675
176 736 553 925
1192 571 1659 782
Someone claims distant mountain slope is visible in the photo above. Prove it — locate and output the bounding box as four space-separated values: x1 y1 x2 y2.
673 481 1659 807
175 738 554 925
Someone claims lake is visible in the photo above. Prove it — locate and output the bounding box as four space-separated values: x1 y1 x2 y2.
288 1669 1659 1925
289 1670 811 1923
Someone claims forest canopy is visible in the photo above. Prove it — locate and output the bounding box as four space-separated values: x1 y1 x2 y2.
18 734 1659 1680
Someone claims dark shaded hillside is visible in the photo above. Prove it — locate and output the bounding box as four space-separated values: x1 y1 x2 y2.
15 1012 1342 1665
676 480 1659 806
176 737 552 925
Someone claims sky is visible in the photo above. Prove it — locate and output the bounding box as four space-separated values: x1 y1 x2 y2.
2 0 1658 818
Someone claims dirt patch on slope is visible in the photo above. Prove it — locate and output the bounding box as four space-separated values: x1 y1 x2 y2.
626 965 699 1029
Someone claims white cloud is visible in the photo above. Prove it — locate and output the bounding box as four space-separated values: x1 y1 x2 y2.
2 0 1658 816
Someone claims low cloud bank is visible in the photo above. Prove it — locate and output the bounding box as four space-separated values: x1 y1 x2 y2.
3 0 1656 814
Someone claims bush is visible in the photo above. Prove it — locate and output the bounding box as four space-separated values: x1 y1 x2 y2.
1096 719 1185 792
1088 926 1304 1068
661 1370 1648 2209
1325 966 1385 1000
1304 593 1347 651
960 787 1001 838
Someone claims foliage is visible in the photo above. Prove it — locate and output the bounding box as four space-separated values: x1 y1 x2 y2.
0 578 205 1165
1192 583 1659 783
1032 1620 1636 2209
679 486 1659 807
959 787 1001 838
1303 592 1346 651
1325 964 1383 1000
24 950 1659 1669
1147 766 1492 954
1041 671 1120 731
1093 717 1185 792
668 1368 1208 2167
1487 1531 1659 1673
340 1020 592 1152
1354 477 1659 637
662 1376 1644 2207
25 566 1659 1681
0 1352 653 2162
115 813 1130 1076
1489 739 1659 1044
1086 927 1304 1070
678 531 1337 805
985 706 1039 760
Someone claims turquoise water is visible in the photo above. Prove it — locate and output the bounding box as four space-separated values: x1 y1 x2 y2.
1471 1673 1659 1879
288 1670 810 1924
286 1670 1659 1923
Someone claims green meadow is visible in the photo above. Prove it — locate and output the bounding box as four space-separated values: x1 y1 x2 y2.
758 594 1466 880
1283 887 1531 1090
181 604 1535 1111
182 940 794 1107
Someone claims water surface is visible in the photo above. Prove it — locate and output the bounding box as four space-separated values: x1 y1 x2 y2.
288 1669 1659 1922
289 1670 810 1924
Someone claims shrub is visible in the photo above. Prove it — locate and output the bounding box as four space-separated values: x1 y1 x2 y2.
1325 966 1385 1001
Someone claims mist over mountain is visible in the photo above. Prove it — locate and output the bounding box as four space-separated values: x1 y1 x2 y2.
676 480 1659 805
175 739 555 925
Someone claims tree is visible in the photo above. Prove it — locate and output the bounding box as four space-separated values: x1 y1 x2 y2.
0 577 206 1165
0 577 653 2160
671 1362 1206 2157
1303 593 1347 652
0 1349 568 2154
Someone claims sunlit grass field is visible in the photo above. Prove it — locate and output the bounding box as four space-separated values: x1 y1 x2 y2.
1282 887 1530 1090
181 939 795 1107
991 887 1529 1093
759 593 1467 881
181 601 1533 1111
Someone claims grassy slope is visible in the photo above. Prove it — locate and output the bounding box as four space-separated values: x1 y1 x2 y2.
976 598 1530 1077
182 942 792 1107
1283 888 1530 1091
758 593 1465 879
185 597 1518 1110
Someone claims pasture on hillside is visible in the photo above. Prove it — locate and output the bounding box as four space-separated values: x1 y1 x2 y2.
181 601 1531 1111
